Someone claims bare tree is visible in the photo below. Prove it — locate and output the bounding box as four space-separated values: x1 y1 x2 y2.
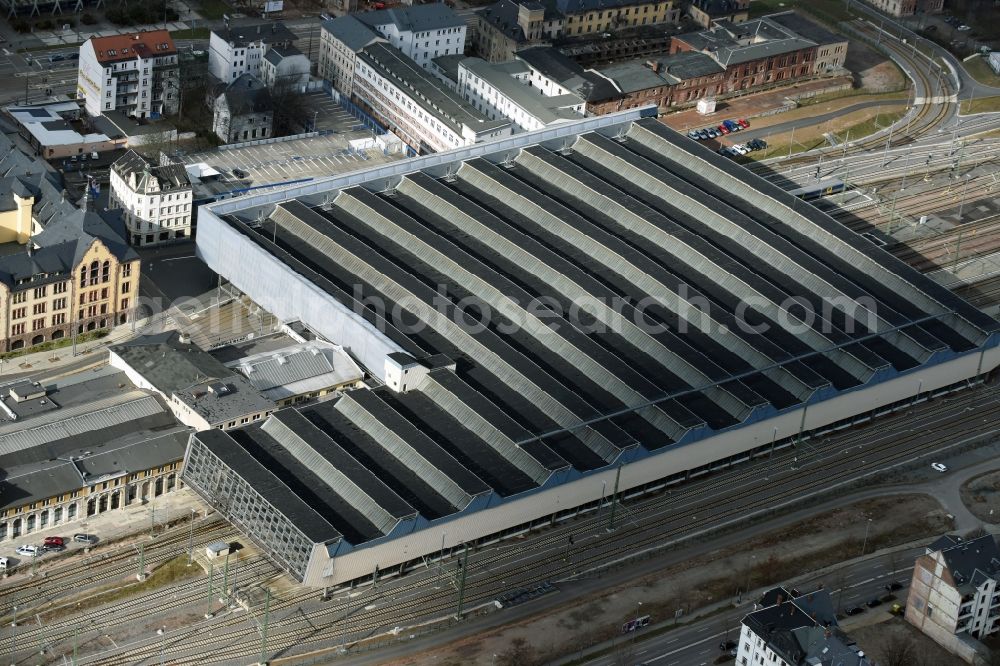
877 631 919 666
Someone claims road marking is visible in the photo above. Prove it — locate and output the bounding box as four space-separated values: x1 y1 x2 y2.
646 633 718 663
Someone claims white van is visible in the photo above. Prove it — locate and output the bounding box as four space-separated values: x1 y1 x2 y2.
0 556 8 571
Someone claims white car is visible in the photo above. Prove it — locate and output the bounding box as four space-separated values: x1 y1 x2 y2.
733 144 748 155
957 25 971 31
15 545 38 557
931 462 948 472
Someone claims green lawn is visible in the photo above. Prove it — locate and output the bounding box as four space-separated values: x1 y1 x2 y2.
170 27 211 39
963 55 1000 88
832 110 905 143
959 95 1000 115
737 109 905 163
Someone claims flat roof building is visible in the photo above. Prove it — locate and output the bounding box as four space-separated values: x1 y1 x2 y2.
186 109 1000 585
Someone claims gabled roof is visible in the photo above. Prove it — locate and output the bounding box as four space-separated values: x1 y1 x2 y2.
515 46 620 102
88 29 177 64
112 150 191 193
219 74 274 115
320 15 384 52
358 2 465 33
934 534 1000 594
212 22 297 47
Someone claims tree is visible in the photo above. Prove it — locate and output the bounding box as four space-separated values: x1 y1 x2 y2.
877 631 920 666
495 638 537 666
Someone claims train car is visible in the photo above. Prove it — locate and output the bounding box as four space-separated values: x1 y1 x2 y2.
787 179 847 201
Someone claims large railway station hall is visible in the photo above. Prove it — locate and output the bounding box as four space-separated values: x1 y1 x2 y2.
182 108 1000 586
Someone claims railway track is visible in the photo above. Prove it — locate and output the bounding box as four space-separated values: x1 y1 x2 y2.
889 215 1000 271
0 517 234 612
71 384 1000 665
954 275 1000 310
750 19 953 174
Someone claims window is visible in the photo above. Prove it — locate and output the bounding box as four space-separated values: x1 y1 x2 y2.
101 261 110 283
100 287 108 300
54 282 66 294
32 303 45 315
53 298 65 310
121 298 129 311
122 263 132 278
12 291 25 304
32 318 45 331
12 308 25 320
11 323 24 335
52 313 65 325
122 281 130 294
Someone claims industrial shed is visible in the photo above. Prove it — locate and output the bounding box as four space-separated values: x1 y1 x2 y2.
184 108 1000 586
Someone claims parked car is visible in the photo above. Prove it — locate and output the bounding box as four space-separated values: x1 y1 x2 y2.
697 129 710 140
724 119 740 132
866 598 883 608
0 556 7 571
931 462 948 472
43 536 64 547
885 581 904 592
687 130 700 139
958 25 971 31
717 124 730 135
719 640 737 651
42 544 65 552
73 534 98 544
845 606 865 616
733 144 748 155
737 118 750 129
16 545 38 557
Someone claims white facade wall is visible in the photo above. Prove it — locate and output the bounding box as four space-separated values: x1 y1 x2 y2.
77 42 178 118
736 624 791 666
261 53 311 92
457 62 584 132
354 59 510 153
209 32 267 82
368 21 466 69
109 168 193 246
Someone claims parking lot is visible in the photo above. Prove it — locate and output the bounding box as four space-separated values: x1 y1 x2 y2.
183 123 402 187
301 91 359 133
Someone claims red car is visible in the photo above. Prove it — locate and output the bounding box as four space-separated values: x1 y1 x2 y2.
717 124 730 134
43 536 64 547
737 118 750 129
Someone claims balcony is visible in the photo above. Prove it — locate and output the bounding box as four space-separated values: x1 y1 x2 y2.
959 605 973 618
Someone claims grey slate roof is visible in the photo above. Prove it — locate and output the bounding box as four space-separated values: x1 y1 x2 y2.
477 0 561 43
111 150 191 193
320 15 384 52
743 588 870 666
935 534 1000 594
219 74 274 116
674 16 818 67
213 21 297 47
458 58 583 125
515 46 620 102
358 3 465 32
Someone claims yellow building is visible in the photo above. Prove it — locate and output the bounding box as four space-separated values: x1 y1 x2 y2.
476 0 678 62
0 208 139 352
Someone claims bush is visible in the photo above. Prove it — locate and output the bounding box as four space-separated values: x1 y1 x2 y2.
35 18 53 29
11 18 29 32
80 12 97 24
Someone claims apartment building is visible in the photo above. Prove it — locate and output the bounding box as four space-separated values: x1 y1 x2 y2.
354 43 511 154
737 587 871 666
475 0 678 62
77 30 179 119
320 4 466 98
457 57 585 131
208 22 298 83
261 46 311 92
213 74 274 144
110 150 193 246
907 535 1000 654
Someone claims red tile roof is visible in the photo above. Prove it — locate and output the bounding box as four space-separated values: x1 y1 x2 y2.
89 30 177 64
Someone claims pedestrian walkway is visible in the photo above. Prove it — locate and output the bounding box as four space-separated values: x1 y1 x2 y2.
0 488 207 577
0 318 137 382
30 21 192 47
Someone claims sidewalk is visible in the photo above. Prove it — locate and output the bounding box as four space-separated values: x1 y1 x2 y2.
659 76 854 132
0 488 207 577
0 319 139 382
